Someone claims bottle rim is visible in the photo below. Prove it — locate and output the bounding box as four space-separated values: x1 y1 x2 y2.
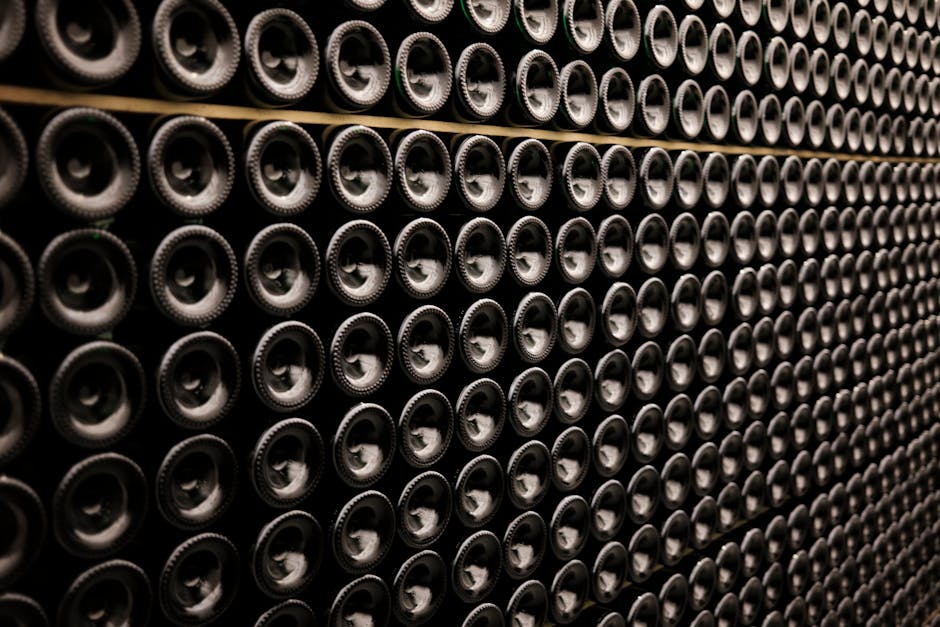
244 9 319 104
765 0 790 32
396 470 452 548
156 434 236 529
454 135 505 211
598 67 635 132
702 270 730 326
552 357 594 424
454 455 503 528
394 130 451 211
326 219 391 306
698 328 726 383
515 0 559 45
809 0 831 44
789 42 810 93
507 138 553 210
548 495 591 556
506 441 551 509
49 340 144 449
329 575 390 626
39 228 137 335
328 125 392 213
660 511 692 568
515 49 561 124
601 281 637 346
605 0 640 60
672 152 702 215
563 0 604 53
454 217 506 292
679 14 708 75
548 560 589 624
395 31 453 115
347 0 387 9
637 74 670 136
756 154 780 206
595 348 631 411
459 298 508 373
149 224 236 326
703 85 731 141
149 116 234 217
701 210 730 271
666 335 698 392
392 551 447 623
638 147 673 209
253 320 325 409
255 600 316 627
674 80 705 140
710 23 736 82
58 560 151 627
555 217 596 284
0 108 27 210
765 37 789 91
454 43 505 120
333 403 395 487
36 0 140 85
0 0 25 63
326 20 390 110
506 580 548 626
397 305 454 384
732 90 759 145
37 107 140 220
506 215 552 286
152 0 239 95
393 216 451 298
0 481 42 588
463 0 510 33
0 233 31 339
506 367 552 437
736 30 763 86
631 341 665 401
627 525 661 581
596 214 633 280
53 452 146 557
455 377 505 451
672 273 703 332
331 492 395 573
250 418 324 507
559 61 598 129
245 121 321 216
244 223 319 316
329 313 391 397
732 154 759 209
560 142 602 211
644 5 678 70
636 277 670 338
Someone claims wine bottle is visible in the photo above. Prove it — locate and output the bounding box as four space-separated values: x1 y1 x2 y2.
324 20 390 112
36 0 141 86
36 107 140 220
52 452 147 556
0 0 25 63
393 31 452 117
243 9 319 106
58 560 151 626
159 533 239 623
149 225 237 326
152 0 240 98
148 115 234 217
155 434 236 529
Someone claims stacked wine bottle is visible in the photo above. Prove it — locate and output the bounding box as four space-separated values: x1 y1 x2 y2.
0 0 939 625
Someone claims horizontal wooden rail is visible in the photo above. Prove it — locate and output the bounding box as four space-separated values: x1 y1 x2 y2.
0 84 938 164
